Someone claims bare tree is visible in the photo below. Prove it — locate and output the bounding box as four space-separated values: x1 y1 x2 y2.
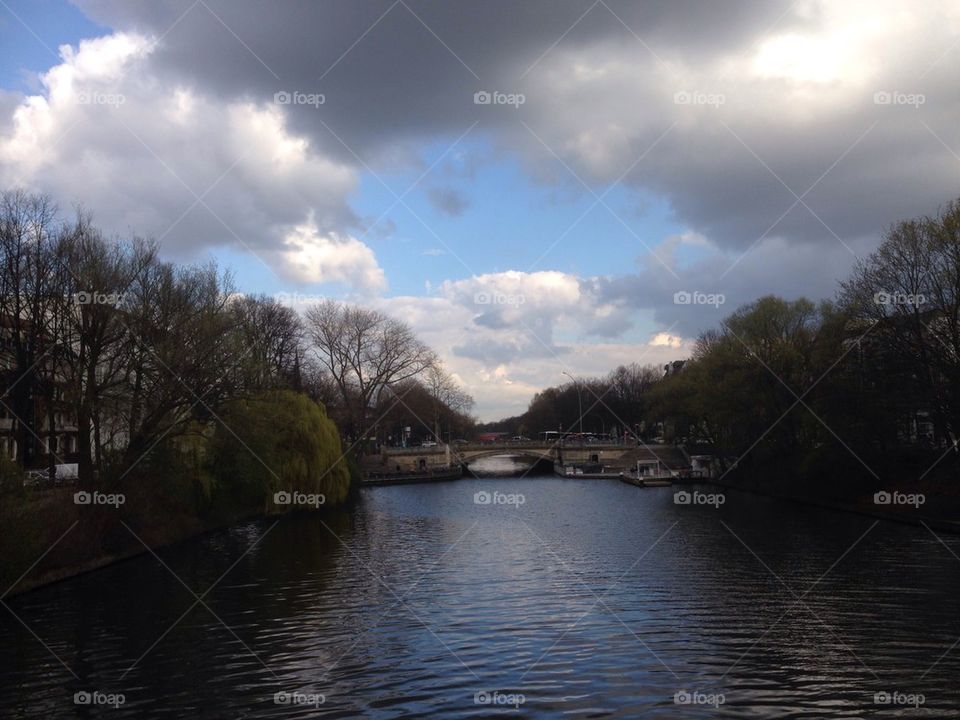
304 299 436 441
0 190 62 468
56 218 157 483
230 294 303 390
118 258 242 468
424 364 474 441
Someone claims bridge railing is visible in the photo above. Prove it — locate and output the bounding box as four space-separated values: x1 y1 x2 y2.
378 440 631 454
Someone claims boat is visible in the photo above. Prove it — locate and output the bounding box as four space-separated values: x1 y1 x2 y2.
619 460 675 487
555 462 622 479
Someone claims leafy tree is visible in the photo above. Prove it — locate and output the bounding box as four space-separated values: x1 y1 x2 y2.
210 390 352 513
841 200 960 447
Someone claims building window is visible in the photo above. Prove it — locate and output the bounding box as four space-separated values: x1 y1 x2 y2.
3 438 16 461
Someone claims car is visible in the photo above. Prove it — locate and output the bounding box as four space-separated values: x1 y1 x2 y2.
421 440 438 447
453 438 469 445
510 436 531 442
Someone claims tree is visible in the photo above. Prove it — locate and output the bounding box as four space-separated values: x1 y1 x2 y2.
118 258 243 470
230 294 303 390
841 199 960 447
210 390 352 513
57 218 157 483
424 364 474 441
605 363 661 437
0 190 61 468
304 300 436 441
650 297 825 472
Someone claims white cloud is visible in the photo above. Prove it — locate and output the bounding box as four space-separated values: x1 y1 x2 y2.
273 218 385 293
0 31 377 291
651 332 683 348
364 270 681 419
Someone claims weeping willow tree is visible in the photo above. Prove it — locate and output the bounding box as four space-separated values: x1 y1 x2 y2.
210 390 353 513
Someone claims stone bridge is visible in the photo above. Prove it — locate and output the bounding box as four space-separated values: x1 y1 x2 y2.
370 442 639 474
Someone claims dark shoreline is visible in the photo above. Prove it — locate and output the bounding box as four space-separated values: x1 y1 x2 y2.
2 500 354 600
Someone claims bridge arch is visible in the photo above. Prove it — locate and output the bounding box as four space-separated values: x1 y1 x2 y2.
456 448 556 463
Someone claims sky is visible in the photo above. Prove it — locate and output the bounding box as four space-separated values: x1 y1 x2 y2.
1 0 959 420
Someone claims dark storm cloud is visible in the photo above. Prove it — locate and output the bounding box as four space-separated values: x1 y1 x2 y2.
49 0 960 322
73 0 796 159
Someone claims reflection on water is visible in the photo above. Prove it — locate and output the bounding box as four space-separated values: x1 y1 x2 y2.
2 477 960 718
467 455 537 475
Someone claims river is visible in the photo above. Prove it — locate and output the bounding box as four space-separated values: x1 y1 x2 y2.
2 464 959 717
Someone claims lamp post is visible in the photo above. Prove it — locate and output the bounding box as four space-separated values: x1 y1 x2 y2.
562 371 583 435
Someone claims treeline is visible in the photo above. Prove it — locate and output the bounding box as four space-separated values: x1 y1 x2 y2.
495 200 960 498
478 363 662 440
0 190 351 511
655 200 960 494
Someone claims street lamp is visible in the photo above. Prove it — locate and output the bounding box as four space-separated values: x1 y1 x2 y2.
561 371 583 434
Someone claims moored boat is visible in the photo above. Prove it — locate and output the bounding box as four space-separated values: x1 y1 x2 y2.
619 459 676 487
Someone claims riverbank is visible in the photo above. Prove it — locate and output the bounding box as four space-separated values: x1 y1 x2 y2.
0 485 358 598
361 467 464 486
0 391 358 598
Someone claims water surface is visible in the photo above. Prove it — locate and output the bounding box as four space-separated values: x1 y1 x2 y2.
2 475 959 717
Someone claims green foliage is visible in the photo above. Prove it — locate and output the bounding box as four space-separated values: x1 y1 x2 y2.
209 390 352 514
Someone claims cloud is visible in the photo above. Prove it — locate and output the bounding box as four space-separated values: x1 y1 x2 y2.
8 0 960 415
272 218 385 293
651 332 683 348
438 270 633 356
370 283 688 420
426 186 468 216
0 31 381 292
592 231 875 336
56 1 960 268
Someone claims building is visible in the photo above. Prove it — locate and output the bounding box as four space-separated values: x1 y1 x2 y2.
663 360 686 377
0 315 80 469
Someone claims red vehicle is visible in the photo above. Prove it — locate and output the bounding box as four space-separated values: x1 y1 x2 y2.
476 432 508 444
